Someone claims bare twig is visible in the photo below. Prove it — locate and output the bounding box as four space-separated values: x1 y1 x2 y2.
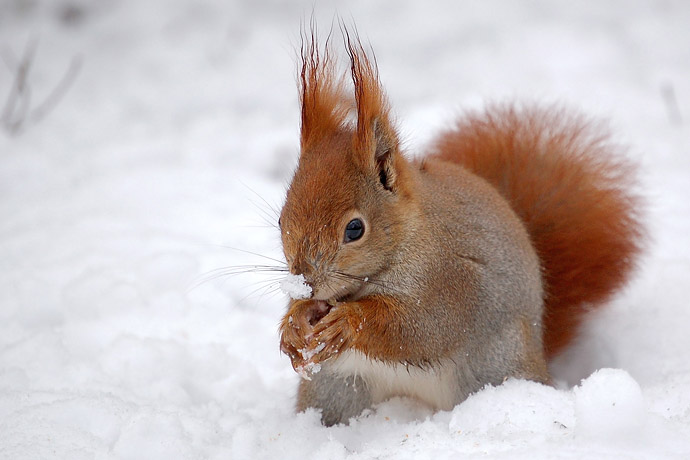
1 38 81 137
31 55 82 124
1 38 37 134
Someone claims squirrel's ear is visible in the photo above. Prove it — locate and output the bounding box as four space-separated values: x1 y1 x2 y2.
345 29 400 191
369 117 399 192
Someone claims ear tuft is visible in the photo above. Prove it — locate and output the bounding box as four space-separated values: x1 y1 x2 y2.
343 26 400 190
299 21 348 151
298 20 402 191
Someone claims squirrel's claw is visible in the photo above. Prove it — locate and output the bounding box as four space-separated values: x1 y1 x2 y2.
304 304 358 365
279 299 316 371
280 300 361 378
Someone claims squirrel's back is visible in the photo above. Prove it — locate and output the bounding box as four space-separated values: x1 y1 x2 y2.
429 105 644 357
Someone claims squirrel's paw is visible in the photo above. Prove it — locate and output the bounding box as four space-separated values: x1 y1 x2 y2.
279 299 314 370
280 300 362 380
302 303 360 368
280 299 338 376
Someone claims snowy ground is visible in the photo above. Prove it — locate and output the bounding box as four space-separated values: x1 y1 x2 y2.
1 1 689 458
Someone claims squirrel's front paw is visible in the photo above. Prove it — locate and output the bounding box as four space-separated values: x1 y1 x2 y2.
279 299 313 367
298 303 360 374
279 299 332 376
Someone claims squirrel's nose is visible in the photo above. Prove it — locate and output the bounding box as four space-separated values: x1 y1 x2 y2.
290 259 314 283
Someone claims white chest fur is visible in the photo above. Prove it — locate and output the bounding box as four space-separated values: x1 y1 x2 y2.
329 350 459 410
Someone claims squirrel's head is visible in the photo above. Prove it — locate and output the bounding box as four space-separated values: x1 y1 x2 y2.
279 27 413 302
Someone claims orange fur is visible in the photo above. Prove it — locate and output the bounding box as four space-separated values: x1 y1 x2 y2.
298 27 348 151
279 26 645 425
286 26 643 367
280 295 425 373
430 106 644 357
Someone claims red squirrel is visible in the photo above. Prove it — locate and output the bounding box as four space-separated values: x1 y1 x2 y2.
278 28 644 426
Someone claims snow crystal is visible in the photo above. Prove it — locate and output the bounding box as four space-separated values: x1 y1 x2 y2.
295 343 326 379
280 273 312 300
299 342 326 361
295 362 322 381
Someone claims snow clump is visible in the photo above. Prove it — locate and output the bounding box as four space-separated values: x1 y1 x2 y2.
280 273 312 299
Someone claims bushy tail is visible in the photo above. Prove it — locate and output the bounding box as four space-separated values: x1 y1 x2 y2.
431 105 645 358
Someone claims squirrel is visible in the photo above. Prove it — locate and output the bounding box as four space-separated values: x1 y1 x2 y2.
277 28 644 427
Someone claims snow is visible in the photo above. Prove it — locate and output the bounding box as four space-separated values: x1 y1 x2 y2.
573 369 645 442
280 273 312 300
1 0 689 458
294 341 326 381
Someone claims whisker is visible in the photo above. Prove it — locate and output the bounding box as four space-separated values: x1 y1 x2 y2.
203 264 288 275
195 267 286 282
189 264 288 291
210 245 287 266
240 281 284 305
228 277 280 293
247 197 281 230
236 224 282 230
240 180 282 221
252 285 285 305
329 270 414 297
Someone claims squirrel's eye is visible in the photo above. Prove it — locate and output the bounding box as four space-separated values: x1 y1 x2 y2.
344 218 364 242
